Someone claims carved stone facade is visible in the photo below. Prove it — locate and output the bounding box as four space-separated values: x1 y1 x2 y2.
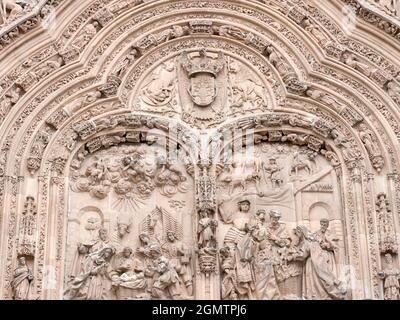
0 0 400 300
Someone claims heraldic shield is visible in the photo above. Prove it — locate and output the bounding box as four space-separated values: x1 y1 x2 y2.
179 49 228 125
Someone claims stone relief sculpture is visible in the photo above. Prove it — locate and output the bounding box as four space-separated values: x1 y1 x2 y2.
71 21 100 50
17 196 37 257
198 208 218 248
300 17 328 46
358 123 384 172
112 247 147 299
292 225 347 300
0 0 23 25
133 48 274 127
71 145 189 208
376 193 397 254
262 157 284 188
342 52 377 78
0 85 22 119
1 0 400 301
263 45 291 78
227 59 270 112
112 46 140 78
10 256 34 300
378 253 400 300
135 25 187 51
65 245 116 300
215 138 347 300
161 231 193 296
180 49 226 123
140 61 177 108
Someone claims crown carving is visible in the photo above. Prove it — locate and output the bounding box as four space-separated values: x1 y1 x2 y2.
181 49 224 78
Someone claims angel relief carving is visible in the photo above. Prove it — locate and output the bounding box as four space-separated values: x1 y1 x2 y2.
66 137 195 300
71 144 189 208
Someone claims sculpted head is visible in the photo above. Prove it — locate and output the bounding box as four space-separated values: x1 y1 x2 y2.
167 231 176 243
385 253 393 265
130 46 139 56
251 225 266 242
149 244 161 259
200 207 214 218
256 209 266 222
172 25 184 37
78 244 89 255
320 218 330 232
377 192 386 201
294 225 310 240
122 247 133 258
139 232 150 245
18 256 26 266
359 123 368 131
265 45 274 54
117 223 130 238
157 257 169 273
101 246 115 260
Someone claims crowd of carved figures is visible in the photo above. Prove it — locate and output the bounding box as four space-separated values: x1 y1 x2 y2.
217 200 348 300
63 227 194 300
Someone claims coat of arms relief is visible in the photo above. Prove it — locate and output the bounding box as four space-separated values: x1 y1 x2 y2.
132 49 271 128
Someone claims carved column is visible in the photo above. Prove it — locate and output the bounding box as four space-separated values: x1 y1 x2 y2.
195 163 220 300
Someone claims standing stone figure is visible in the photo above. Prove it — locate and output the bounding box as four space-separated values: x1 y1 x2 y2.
64 245 116 300
358 124 380 157
112 46 140 78
151 257 183 300
313 219 340 278
137 232 162 294
254 209 290 299
378 253 400 300
10 256 34 300
234 224 265 299
161 231 193 296
197 208 218 248
69 243 91 279
262 158 283 189
220 246 238 300
292 225 347 300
